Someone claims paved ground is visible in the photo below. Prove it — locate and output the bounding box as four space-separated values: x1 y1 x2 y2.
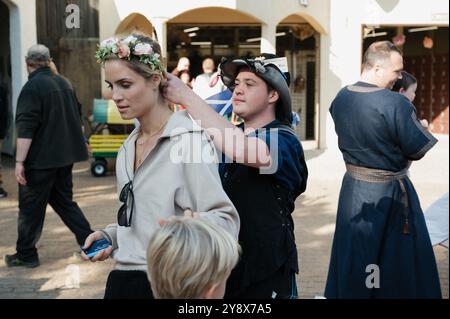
0 135 448 299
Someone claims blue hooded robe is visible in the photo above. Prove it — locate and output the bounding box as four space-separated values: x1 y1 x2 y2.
325 81 441 299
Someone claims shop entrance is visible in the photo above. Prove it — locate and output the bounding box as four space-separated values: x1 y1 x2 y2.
277 14 320 141
363 25 449 134
167 24 261 78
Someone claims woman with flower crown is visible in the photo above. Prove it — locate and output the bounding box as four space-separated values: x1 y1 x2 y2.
81 33 239 299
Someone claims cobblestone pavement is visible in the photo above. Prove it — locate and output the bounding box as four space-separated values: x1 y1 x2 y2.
0 136 448 299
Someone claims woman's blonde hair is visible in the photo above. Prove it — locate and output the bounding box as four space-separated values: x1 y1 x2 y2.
147 218 240 299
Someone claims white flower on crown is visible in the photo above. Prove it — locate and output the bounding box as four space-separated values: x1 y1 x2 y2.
100 37 117 49
123 35 138 46
134 43 153 56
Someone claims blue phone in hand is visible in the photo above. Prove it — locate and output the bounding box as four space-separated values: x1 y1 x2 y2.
81 238 111 258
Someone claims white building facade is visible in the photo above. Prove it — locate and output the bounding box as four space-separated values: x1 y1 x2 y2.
2 0 448 154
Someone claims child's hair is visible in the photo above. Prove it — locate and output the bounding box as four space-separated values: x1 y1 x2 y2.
147 218 240 299
392 71 417 92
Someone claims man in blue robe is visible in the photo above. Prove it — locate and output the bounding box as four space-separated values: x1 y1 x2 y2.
325 41 441 299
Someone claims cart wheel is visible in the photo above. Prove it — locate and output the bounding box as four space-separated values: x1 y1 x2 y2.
91 159 107 177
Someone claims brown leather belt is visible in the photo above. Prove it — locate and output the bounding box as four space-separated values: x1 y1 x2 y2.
345 164 409 183
345 163 411 234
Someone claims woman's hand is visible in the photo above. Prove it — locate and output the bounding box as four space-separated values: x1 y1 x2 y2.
81 231 113 262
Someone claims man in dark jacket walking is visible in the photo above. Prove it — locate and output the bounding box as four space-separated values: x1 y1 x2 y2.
4 44 93 268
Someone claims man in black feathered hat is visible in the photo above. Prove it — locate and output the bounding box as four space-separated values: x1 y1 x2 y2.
164 54 308 299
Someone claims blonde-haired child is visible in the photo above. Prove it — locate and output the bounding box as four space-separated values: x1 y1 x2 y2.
147 218 240 299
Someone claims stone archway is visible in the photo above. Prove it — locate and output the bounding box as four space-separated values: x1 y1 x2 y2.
115 13 155 39
276 14 321 143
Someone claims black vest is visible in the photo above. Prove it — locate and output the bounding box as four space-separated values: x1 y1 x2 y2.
222 124 303 295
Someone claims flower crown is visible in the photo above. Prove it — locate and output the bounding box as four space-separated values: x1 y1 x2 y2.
95 35 164 72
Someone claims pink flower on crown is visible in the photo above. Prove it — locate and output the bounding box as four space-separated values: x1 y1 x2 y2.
134 43 153 56
117 42 131 58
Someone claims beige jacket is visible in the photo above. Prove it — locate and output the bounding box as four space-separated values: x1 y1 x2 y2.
101 110 239 272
